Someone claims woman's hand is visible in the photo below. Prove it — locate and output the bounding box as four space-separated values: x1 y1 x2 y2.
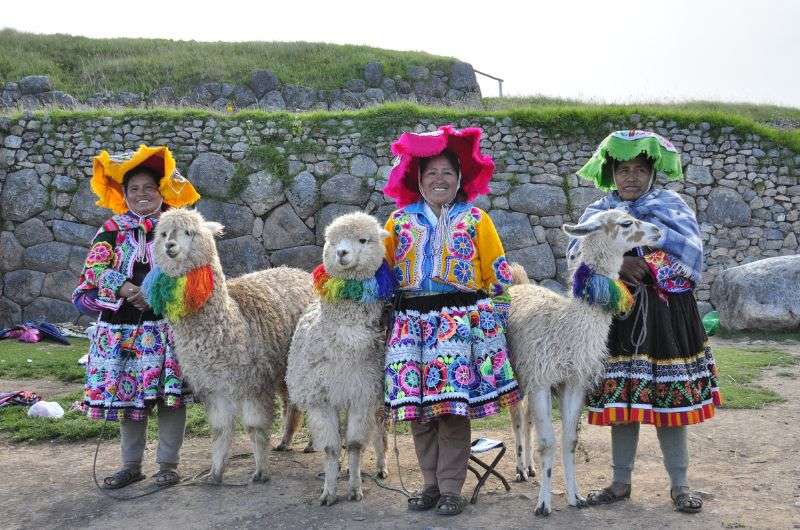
119 281 150 312
619 256 650 285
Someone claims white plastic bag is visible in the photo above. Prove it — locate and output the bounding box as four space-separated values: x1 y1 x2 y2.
27 401 65 419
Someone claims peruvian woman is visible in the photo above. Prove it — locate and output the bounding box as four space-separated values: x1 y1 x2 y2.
382 125 522 516
72 145 200 489
569 130 722 513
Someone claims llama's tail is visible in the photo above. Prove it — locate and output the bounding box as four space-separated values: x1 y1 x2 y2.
509 262 530 285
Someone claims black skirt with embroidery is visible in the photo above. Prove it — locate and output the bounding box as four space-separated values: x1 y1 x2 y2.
587 286 721 427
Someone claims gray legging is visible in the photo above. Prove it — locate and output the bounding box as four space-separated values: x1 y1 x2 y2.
611 423 689 489
120 404 186 470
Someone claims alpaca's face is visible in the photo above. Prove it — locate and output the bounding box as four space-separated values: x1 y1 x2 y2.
153 209 224 277
563 210 662 255
323 212 389 280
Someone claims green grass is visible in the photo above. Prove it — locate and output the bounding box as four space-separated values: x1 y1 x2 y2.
714 346 798 409
0 29 457 99
17 102 800 158
0 341 796 442
0 338 88 382
484 96 800 128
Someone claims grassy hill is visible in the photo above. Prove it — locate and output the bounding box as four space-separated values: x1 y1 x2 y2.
0 29 457 98
485 96 800 130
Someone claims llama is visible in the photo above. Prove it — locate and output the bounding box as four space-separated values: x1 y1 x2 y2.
286 212 395 506
506 209 662 516
144 208 315 483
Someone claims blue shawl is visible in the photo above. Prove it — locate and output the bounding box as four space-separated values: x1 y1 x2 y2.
567 188 704 283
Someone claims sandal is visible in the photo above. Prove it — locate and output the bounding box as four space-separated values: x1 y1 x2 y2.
102 468 146 490
671 488 703 513
408 488 441 511
153 469 181 487
586 484 631 505
436 494 467 516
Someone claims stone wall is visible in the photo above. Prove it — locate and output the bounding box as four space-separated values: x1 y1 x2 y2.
1 111 798 326
0 61 482 112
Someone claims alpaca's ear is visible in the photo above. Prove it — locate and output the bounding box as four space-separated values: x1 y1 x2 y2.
203 221 225 237
562 218 601 238
379 228 390 240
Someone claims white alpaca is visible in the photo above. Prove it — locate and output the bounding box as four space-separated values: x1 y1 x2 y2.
506 209 662 516
286 212 391 506
149 208 315 483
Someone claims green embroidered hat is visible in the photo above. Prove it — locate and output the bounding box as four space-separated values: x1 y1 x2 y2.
577 130 683 191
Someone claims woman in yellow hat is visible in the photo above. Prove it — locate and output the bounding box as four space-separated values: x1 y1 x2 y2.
72 145 200 489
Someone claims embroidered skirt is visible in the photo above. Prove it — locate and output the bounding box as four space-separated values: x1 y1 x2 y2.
384 292 522 422
587 288 722 427
84 319 186 421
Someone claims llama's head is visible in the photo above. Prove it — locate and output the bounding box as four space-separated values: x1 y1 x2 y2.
322 212 389 280
563 209 662 272
153 208 224 277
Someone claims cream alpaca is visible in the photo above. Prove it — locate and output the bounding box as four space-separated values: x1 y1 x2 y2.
286 212 393 506
507 209 662 516
149 208 314 483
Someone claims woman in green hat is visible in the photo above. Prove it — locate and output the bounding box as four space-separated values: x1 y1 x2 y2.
568 130 721 513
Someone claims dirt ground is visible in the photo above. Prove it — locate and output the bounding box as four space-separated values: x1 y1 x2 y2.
1 337 799 530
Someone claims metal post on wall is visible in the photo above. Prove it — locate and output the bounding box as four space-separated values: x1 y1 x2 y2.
473 69 504 98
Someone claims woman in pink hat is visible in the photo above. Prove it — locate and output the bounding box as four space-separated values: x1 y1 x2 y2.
383 125 522 516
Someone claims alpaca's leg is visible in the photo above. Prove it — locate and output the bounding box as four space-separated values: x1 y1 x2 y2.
207 395 236 484
372 408 388 479
243 398 273 483
510 400 529 481
345 406 371 501
559 383 588 508
524 392 537 479
275 398 303 452
308 407 340 506
531 387 555 516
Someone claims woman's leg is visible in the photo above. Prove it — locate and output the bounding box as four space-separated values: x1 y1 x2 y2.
120 416 148 472
611 422 640 488
410 419 440 492
656 425 689 490
435 414 471 496
155 404 187 470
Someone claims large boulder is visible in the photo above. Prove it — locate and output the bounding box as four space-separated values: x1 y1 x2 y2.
216 236 270 278
711 255 800 332
320 174 369 205
262 204 315 250
0 169 47 222
703 188 751 227
508 184 567 216
270 245 323 271
487 210 535 250
18 75 52 95
196 199 255 239
69 184 109 226
188 153 235 196
240 170 284 216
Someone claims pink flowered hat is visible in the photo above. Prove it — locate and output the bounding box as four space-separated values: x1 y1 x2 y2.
383 125 495 208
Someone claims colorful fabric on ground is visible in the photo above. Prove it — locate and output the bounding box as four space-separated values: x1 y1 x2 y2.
312 260 397 303
142 264 215 321
577 130 683 191
571 263 635 316
0 391 41 408
384 202 513 296
83 319 185 421
72 212 159 313
385 297 521 422
568 188 704 283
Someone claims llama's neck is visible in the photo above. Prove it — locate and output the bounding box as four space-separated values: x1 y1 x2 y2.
578 236 624 280
571 262 634 316
312 261 396 305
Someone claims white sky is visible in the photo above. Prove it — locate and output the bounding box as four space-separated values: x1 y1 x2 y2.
4 0 799 106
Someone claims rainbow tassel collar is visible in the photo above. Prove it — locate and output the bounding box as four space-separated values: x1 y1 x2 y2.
312 260 397 304
142 264 215 321
571 263 634 316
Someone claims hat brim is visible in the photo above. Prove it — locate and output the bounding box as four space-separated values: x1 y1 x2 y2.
383 125 494 207
577 131 683 191
91 145 201 214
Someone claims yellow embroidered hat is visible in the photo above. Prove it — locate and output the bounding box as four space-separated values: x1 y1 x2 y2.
91 144 201 214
